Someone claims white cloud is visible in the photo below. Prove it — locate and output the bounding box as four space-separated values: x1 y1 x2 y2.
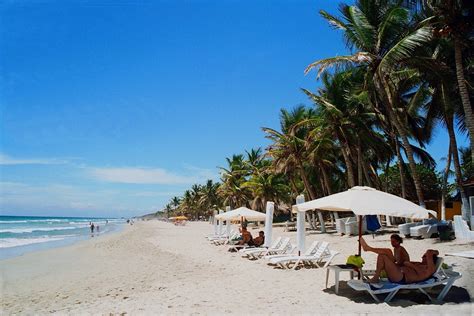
0 153 70 165
88 166 217 185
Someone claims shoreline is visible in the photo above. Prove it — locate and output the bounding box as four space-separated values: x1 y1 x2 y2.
1 220 473 314
0 222 125 261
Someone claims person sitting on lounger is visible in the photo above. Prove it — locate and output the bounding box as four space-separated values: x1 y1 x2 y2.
361 240 439 284
250 231 265 247
236 226 253 245
359 235 409 267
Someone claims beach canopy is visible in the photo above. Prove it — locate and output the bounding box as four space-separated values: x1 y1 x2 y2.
292 186 436 219
214 206 266 221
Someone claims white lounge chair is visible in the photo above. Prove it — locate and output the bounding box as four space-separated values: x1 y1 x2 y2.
347 258 461 303
410 224 438 239
240 237 283 256
211 231 239 245
268 241 339 270
398 222 421 237
453 215 474 241
246 237 291 260
266 240 320 267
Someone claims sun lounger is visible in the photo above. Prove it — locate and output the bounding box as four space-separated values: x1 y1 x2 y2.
239 237 283 256
398 222 421 237
267 241 339 270
347 258 461 303
245 237 291 260
211 232 239 245
410 224 438 239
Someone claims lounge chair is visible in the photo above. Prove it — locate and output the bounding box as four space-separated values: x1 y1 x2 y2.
239 237 283 256
246 237 291 260
267 241 339 270
265 240 320 266
211 231 239 245
347 258 461 303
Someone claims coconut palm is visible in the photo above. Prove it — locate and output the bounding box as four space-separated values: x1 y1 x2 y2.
306 1 434 206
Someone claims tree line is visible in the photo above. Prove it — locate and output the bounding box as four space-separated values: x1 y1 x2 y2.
164 0 474 229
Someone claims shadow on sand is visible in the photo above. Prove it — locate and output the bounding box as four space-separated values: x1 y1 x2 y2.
323 282 471 306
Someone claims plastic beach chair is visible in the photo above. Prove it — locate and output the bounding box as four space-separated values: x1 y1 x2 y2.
246 237 291 260
347 258 461 303
240 237 282 256
267 241 339 270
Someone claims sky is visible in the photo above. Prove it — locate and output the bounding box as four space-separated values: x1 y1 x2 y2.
0 0 468 218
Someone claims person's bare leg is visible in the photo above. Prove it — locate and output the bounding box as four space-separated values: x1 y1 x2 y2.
360 237 394 260
369 254 403 283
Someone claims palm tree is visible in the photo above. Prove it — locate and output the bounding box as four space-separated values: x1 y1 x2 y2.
218 154 252 208
306 1 434 207
263 106 318 200
407 0 474 160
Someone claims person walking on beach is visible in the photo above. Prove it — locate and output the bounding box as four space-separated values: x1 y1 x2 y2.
90 222 95 234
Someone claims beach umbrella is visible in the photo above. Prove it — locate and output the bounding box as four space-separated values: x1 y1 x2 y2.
264 201 274 248
215 206 266 221
175 216 188 220
296 194 306 255
292 186 436 253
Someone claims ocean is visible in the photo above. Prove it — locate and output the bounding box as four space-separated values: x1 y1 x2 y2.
0 215 125 259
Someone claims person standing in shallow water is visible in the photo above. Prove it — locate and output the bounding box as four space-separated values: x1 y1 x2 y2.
90 223 95 234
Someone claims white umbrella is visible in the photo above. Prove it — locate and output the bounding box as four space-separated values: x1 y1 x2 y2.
264 202 274 247
296 194 306 255
215 206 266 221
292 186 436 255
292 186 436 218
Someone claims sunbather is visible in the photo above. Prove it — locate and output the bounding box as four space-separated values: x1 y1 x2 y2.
359 235 409 266
366 248 439 284
236 226 253 245
250 231 265 247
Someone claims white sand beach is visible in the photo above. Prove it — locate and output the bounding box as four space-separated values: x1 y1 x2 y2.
1 221 473 315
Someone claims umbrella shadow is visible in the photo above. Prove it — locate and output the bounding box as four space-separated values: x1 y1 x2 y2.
324 282 471 306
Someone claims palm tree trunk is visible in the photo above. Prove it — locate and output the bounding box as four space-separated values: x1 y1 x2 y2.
297 160 316 200
340 142 356 187
395 139 407 199
454 38 474 162
357 141 364 186
447 116 470 220
442 142 452 221
376 73 425 207
321 165 332 195
361 159 374 187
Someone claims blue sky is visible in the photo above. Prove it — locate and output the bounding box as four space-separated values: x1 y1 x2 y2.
0 0 468 218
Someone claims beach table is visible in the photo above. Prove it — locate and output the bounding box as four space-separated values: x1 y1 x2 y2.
325 264 355 294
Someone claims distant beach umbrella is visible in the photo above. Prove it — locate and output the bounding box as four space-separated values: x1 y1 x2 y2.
296 194 305 256
264 202 274 248
214 206 266 221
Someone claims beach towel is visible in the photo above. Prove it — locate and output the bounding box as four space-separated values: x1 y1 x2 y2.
366 215 381 232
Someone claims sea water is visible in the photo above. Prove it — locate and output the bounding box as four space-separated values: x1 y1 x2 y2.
0 215 125 259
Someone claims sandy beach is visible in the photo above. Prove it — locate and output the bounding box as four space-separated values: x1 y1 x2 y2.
1 220 473 315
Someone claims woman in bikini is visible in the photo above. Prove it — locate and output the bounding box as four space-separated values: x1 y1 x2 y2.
361 236 439 283
359 234 410 267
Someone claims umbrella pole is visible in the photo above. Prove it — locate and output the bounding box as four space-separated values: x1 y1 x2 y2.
358 215 363 280
358 215 362 256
